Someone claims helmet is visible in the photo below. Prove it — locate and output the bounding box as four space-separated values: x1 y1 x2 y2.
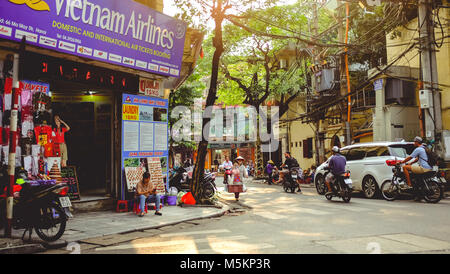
414 136 423 144
332 146 340 153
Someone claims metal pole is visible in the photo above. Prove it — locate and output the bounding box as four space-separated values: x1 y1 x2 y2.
4 54 19 238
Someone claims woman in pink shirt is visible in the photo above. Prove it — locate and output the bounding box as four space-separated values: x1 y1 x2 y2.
52 115 70 167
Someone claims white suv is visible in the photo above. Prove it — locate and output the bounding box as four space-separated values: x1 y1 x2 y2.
314 141 415 199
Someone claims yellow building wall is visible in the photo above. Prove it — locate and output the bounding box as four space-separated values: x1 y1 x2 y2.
134 0 164 12
386 5 450 132
284 98 317 169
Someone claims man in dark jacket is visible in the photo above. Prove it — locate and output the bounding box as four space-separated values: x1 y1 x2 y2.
281 152 302 193
326 146 347 195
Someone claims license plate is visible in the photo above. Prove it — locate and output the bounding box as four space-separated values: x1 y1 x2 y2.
440 177 447 184
292 175 297 179
59 197 72 208
344 178 353 185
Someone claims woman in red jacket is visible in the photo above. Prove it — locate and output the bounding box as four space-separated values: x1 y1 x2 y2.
52 115 70 167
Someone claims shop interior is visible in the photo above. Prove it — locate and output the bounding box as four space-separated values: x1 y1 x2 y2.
50 81 113 197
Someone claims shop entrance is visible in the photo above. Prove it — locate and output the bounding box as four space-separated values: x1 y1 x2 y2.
51 90 113 197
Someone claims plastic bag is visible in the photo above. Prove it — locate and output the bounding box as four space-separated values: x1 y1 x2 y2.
177 191 186 204
325 172 334 184
169 186 178 196
181 192 196 205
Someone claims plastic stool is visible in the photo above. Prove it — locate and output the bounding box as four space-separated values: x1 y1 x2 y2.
116 200 128 213
133 201 148 214
149 203 163 210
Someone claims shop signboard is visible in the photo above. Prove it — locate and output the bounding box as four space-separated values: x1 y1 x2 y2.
0 0 187 78
139 78 164 98
121 93 168 199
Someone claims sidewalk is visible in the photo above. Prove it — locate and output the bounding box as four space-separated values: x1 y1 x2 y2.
0 201 230 253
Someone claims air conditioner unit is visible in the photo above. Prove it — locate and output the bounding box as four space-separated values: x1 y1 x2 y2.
419 89 433 109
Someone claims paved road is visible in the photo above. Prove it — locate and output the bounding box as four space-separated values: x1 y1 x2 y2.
42 179 450 254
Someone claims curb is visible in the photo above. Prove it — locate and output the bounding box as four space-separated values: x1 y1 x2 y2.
77 203 231 241
0 243 46 254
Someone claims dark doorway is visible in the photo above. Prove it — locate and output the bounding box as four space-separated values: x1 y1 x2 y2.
52 98 112 196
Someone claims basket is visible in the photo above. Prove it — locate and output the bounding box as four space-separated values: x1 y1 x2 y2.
227 184 244 193
167 195 177 206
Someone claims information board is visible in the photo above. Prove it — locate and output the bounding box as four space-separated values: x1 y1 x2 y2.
60 166 81 201
121 93 168 199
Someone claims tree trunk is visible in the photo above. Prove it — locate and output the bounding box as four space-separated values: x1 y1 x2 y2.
254 122 264 179
191 1 225 204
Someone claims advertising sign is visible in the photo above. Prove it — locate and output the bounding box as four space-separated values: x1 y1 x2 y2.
0 0 187 78
139 78 163 98
121 93 168 198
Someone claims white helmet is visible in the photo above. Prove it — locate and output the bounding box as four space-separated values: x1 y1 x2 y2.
332 146 340 153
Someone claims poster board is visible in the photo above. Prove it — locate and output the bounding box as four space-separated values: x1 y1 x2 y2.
121 94 169 199
60 166 81 201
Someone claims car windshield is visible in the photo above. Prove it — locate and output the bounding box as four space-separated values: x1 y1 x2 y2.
388 144 413 158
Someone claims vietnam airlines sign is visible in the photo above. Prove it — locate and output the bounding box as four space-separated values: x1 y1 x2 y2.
0 0 187 78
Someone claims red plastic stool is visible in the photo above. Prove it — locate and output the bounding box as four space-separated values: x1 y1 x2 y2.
116 200 128 213
133 201 148 214
149 204 163 210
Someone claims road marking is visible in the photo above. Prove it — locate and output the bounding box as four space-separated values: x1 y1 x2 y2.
159 229 231 238
288 207 331 215
151 243 275 254
317 233 450 254
380 234 450 250
95 235 248 252
349 199 407 208
253 211 288 219
303 202 370 212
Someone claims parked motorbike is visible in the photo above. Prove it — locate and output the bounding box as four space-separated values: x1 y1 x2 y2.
281 167 301 193
169 166 190 192
0 174 71 242
169 165 217 200
381 160 444 203
202 171 217 199
323 167 352 203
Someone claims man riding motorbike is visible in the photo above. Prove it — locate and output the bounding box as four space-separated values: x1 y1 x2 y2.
326 146 347 196
400 136 433 200
222 156 233 184
280 152 302 193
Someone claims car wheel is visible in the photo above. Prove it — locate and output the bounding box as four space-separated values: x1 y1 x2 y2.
362 176 379 199
315 174 326 195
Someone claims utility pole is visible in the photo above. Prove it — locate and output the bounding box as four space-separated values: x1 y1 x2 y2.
310 0 324 165
4 38 25 237
337 1 351 146
418 0 442 141
5 54 20 238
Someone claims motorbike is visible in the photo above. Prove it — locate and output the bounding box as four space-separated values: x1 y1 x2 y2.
0 173 71 242
381 160 444 203
281 167 302 193
169 166 190 192
323 167 352 203
223 166 233 185
169 165 217 200
201 171 217 199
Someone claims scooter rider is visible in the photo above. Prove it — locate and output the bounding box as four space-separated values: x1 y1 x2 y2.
281 152 302 193
400 136 433 192
326 146 347 196
222 156 233 184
